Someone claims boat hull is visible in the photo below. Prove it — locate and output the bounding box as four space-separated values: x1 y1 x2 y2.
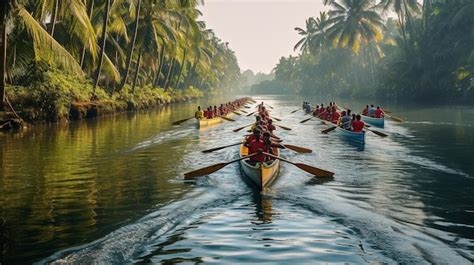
335 127 365 144
198 112 235 129
362 115 384 127
239 144 280 191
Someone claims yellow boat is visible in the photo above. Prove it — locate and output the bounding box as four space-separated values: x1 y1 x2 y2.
239 141 280 191
198 112 235 129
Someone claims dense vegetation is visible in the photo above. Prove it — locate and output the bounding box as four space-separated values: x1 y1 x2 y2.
0 0 241 122
270 0 474 103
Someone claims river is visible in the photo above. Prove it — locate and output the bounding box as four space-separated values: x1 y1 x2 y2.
0 96 473 264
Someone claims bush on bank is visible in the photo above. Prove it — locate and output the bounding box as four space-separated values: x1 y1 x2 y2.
5 69 203 123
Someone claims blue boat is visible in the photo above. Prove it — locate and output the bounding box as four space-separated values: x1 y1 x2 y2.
362 115 384 128
335 127 365 144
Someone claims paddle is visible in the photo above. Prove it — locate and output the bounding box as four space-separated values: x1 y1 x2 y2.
246 111 256 117
365 127 388 137
221 116 236 122
266 104 274 109
233 123 253 132
172 117 194 125
275 124 292 131
281 144 312 153
239 109 248 114
300 117 313 123
184 153 258 179
291 109 300 113
386 114 403 122
244 105 251 109
263 152 334 178
321 126 337 134
232 111 242 115
202 142 242 153
272 117 282 122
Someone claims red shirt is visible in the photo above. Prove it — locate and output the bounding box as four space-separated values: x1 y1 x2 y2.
375 109 384 118
267 124 276 134
331 112 341 124
352 120 365 132
248 139 267 162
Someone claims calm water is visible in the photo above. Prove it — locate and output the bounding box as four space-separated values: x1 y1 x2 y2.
1 96 473 264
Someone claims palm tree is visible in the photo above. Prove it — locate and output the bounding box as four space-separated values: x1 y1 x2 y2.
93 0 111 94
294 12 330 54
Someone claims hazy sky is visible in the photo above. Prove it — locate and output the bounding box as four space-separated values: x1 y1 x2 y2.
200 0 327 74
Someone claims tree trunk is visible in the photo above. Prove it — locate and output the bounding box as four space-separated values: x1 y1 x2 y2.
164 57 175 90
80 0 94 69
174 49 186 89
49 0 59 37
119 0 141 90
0 1 8 110
93 0 111 95
131 47 143 94
154 44 166 87
184 55 199 89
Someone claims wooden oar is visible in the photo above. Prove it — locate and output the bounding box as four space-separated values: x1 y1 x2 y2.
172 116 194 125
246 111 256 117
202 142 242 153
233 123 253 132
266 104 274 109
281 144 312 153
300 117 313 123
244 105 251 109
365 127 388 137
221 116 236 122
386 114 403 122
184 153 258 179
291 109 300 113
275 124 292 131
272 117 282 122
322 126 337 134
239 109 248 114
263 152 334 178
232 111 242 115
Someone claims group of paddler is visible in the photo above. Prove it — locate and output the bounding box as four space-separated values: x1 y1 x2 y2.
182 99 334 182
194 97 250 120
303 101 367 132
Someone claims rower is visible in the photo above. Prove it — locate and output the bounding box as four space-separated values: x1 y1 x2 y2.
267 119 276 134
369 104 376 117
375 106 384 118
248 130 268 165
352 114 365 132
195 106 204 119
331 107 340 124
362 105 369 116
312 105 319 116
339 111 351 130
245 128 261 147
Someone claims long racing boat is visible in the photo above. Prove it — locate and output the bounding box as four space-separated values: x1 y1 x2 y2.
239 141 280 191
361 115 384 128
198 112 235 129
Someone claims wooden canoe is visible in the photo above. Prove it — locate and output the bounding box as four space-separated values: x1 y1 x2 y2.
198 112 235 129
335 127 365 144
239 141 280 191
361 115 384 128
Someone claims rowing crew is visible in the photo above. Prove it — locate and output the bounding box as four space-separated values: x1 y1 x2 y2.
194 97 248 119
309 102 366 132
362 104 385 118
245 104 279 164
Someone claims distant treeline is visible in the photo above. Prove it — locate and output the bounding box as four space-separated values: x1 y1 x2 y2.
265 0 474 103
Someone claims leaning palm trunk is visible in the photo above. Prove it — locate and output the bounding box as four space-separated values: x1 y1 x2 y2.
131 47 143 94
184 56 199 89
0 1 7 110
164 58 175 90
174 49 186 89
154 44 165 87
120 0 141 90
49 0 59 37
80 0 94 69
93 0 111 95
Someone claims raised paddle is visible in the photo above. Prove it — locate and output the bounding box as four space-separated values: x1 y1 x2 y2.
221 116 236 122
275 124 292 131
291 109 300 113
233 123 253 132
202 142 242 153
281 144 312 153
172 117 194 125
184 153 258 179
263 152 334 178
246 111 256 117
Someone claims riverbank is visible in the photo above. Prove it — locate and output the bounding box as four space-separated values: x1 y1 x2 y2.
1 70 203 130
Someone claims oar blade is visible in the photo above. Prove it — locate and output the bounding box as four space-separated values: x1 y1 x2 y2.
321 126 337 134
232 111 242 115
221 116 236 122
369 129 388 137
202 142 242 153
283 144 312 153
291 109 300 113
246 111 256 117
273 117 282 122
239 109 248 114
300 117 312 123
184 163 228 179
276 124 292 131
295 163 334 178
172 117 193 125
388 115 403 122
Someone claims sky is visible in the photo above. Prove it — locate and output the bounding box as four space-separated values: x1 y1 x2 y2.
200 0 327 74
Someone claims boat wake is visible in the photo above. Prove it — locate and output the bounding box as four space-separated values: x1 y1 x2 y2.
126 128 197 153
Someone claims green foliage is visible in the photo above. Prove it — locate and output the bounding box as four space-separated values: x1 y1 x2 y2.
251 80 288 94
